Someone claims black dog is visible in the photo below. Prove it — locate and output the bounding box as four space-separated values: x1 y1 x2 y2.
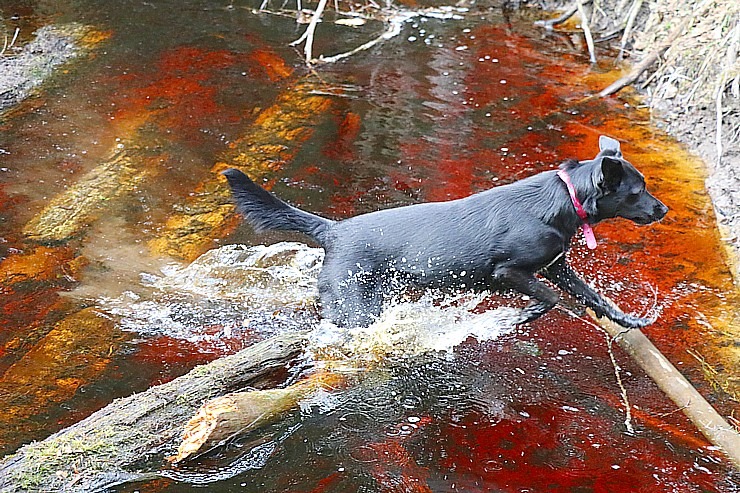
223 135 668 328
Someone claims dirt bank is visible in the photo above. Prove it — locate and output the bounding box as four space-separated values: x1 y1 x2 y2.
537 0 740 281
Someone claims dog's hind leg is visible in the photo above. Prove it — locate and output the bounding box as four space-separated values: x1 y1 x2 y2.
318 265 383 327
493 266 560 324
542 258 654 328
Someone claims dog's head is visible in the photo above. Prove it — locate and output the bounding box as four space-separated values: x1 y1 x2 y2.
572 136 668 225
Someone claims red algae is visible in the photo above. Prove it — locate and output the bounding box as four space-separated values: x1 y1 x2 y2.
434 403 720 493
111 46 257 143
322 111 362 162
0 307 127 454
353 416 434 493
129 329 265 387
248 48 294 82
0 246 82 368
303 472 342 493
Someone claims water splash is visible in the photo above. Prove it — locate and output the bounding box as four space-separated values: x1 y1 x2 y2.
155 242 323 304
313 294 519 362
99 242 519 353
98 242 323 340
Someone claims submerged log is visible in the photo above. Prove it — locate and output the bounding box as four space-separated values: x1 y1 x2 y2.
148 76 335 262
0 332 308 492
22 146 151 243
0 308 125 454
0 24 109 114
589 309 740 471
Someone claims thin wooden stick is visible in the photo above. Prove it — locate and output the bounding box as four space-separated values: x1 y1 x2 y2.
534 1 591 30
618 0 643 60
716 74 725 166
602 329 634 433
302 0 329 64
716 22 740 165
588 309 740 471
600 0 714 97
576 0 597 64
599 15 691 97
316 11 414 63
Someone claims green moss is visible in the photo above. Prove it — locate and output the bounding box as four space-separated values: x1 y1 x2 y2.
10 427 121 489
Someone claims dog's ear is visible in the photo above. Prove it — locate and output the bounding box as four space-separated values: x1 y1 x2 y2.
599 135 622 157
598 156 624 192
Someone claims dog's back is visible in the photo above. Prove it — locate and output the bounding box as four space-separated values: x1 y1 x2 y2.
323 172 571 287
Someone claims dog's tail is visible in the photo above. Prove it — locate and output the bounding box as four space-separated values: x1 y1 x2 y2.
222 168 334 246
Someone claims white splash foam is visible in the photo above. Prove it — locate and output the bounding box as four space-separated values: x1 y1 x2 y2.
156 242 323 306
97 243 324 339
310 293 520 361
99 242 519 353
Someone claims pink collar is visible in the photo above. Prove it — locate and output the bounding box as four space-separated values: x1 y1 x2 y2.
556 169 597 250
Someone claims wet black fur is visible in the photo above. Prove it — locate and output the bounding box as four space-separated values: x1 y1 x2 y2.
222 136 668 328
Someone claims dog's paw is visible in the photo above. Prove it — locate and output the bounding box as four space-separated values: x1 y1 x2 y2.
614 313 657 329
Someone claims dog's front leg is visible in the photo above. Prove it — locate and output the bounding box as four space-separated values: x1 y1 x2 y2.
542 259 655 328
494 266 560 324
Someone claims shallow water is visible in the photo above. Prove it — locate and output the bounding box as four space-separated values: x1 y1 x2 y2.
1 0 739 491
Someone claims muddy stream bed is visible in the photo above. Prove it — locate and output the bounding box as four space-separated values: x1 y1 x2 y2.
0 0 739 491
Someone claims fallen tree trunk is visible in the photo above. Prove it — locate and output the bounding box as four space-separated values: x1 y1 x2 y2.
0 332 309 493
588 309 740 471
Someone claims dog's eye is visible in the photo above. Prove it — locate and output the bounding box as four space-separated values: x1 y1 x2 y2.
626 193 641 203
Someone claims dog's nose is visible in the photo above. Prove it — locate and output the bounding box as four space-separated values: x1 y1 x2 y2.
655 202 669 219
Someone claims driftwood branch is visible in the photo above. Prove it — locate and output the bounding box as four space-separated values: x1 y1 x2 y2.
0 332 309 492
279 5 467 65
588 310 740 470
576 0 597 64
315 11 414 64
598 15 691 97
617 0 644 60
300 0 329 63
533 0 597 62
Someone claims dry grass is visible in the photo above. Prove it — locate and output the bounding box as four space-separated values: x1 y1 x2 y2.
539 0 738 140
634 0 738 108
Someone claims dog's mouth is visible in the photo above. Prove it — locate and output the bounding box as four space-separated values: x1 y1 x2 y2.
631 216 657 225
629 212 667 225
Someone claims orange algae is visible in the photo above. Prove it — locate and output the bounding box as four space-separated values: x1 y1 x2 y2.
0 308 126 454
